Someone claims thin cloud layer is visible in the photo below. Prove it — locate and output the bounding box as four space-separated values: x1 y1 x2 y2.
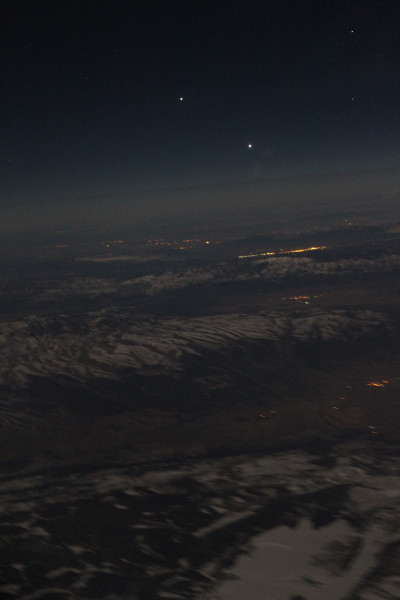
123 254 400 295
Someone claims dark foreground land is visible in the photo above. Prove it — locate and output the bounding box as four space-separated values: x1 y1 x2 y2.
1 223 400 598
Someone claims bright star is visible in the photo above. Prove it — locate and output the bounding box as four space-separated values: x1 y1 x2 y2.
248 143 252 149
179 97 184 101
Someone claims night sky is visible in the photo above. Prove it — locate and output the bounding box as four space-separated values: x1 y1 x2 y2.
1 0 400 233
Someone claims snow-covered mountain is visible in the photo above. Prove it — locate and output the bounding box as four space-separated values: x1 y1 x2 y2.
0 308 392 388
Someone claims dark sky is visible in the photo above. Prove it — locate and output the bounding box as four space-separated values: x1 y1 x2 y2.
1 0 400 233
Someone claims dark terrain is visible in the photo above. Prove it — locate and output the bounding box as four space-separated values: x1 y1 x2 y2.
1 220 400 599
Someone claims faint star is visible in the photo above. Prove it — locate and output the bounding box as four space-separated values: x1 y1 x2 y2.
248 143 252 149
179 97 184 101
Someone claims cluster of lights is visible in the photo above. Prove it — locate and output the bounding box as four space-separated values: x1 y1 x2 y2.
238 246 326 259
281 294 323 304
330 377 396 435
145 238 212 249
100 239 125 249
259 409 277 419
367 380 389 387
